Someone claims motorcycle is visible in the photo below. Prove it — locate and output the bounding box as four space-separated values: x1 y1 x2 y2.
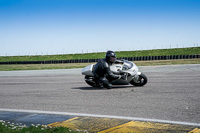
81 59 148 87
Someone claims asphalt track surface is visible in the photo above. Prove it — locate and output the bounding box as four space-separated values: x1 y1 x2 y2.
0 64 200 132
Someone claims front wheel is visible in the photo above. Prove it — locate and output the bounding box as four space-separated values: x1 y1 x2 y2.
130 73 147 86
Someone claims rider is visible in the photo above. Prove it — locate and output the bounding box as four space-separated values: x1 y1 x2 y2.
93 50 122 89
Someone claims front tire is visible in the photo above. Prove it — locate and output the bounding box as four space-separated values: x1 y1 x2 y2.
130 73 147 86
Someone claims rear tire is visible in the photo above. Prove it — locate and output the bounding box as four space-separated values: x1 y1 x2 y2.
130 73 147 86
85 75 96 87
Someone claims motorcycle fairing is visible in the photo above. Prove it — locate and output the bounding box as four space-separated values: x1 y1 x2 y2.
82 64 94 76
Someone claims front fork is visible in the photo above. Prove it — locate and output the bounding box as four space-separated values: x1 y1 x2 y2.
133 72 142 82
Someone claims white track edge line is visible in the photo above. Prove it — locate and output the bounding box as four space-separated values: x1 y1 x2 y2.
0 108 199 127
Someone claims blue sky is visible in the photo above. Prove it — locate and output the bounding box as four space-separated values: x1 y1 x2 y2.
0 0 200 56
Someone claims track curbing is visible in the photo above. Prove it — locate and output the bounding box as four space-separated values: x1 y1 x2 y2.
0 109 199 133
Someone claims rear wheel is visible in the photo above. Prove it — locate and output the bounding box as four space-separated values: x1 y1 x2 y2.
130 73 147 86
85 75 96 87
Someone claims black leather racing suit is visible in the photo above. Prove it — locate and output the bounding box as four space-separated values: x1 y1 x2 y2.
92 58 120 88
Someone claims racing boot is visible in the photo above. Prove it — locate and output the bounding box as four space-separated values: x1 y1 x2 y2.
100 77 112 89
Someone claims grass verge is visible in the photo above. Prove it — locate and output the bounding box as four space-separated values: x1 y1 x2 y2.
0 121 80 133
0 63 92 71
0 59 199 71
134 59 200 66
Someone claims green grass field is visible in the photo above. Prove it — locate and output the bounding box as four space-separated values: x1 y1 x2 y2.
0 59 199 71
0 47 200 62
0 47 199 71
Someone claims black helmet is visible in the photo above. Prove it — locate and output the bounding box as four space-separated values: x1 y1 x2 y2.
106 50 116 63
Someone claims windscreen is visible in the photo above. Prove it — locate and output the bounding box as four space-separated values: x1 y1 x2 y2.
122 60 133 70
